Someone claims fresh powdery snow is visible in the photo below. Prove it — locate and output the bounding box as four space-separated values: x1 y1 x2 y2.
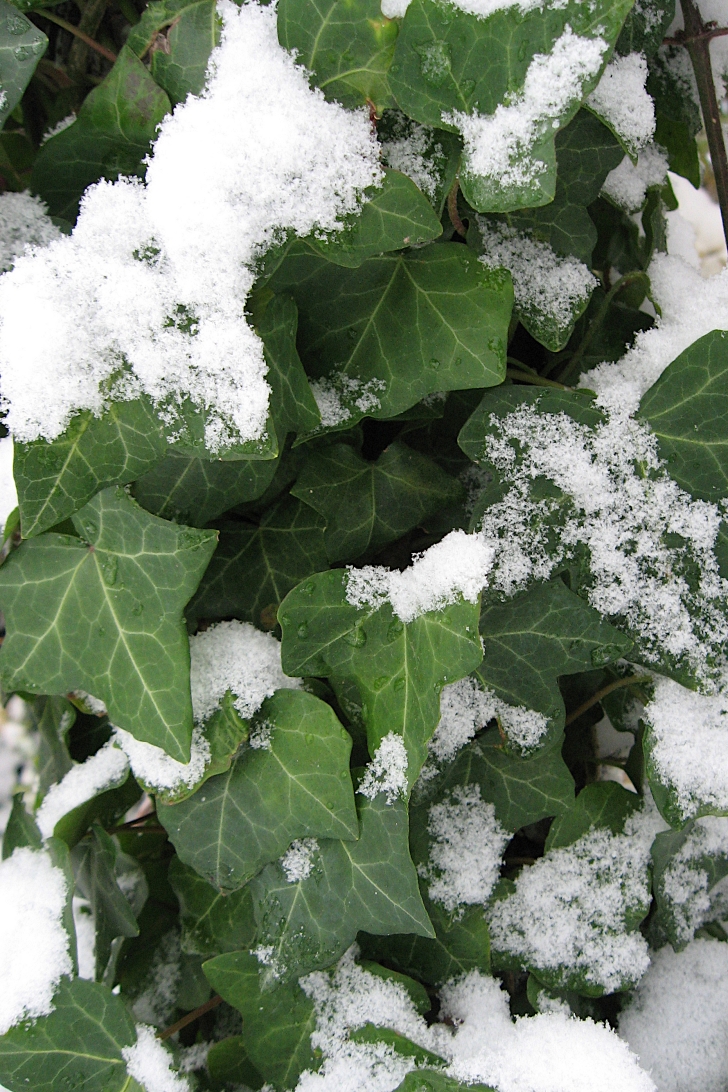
476 218 596 345
189 620 300 724
619 939 728 1092
294 948 655 1092
601 143 669 211
486 802 665 993
122 1024 191 1092
656 816 728 945
113 724 210 797
422 784 510 912
428 675 549 762
445 28 607 197
345 529 493 622
280 838 320 883
642 676 728 820
0 1 381 451
0 847 73 1034
0 191 61 273
358 732 409 803
379 115 446 201
586 52 655 156
35 740 130 839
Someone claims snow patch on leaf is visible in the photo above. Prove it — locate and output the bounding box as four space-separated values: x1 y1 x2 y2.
35 740 129 839
358 732 409 804
587 52 655 157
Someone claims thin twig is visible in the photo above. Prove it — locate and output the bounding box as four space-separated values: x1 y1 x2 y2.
678 0 728 251
565 675 653 727
157 995 223 1041
664 23 728 45
32 9 117 64
107 818 166 835
554 270 647 385
447 178 467 239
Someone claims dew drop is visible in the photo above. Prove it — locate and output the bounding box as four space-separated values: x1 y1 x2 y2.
101 556 118 586
297 622 309 639
374 675 388 690
343 625 366 647
394 677 406 692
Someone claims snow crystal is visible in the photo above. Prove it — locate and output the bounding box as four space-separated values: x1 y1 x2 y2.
309 375 385 429
380 115 445 201
445 28 607 197
122 1025 190 1092
422 784 509 912
0 2 381 451
476 217 596 343
587 53 655 157
346 529 493 623
189 620 300 725
280 838 319 882
619 939 728 1092
443 971 655 1092
657 816 728 945
132 930 181 1027
358 733 409 803
429 676 549 761
474 396 728 683
0 847 72 1034
72 896 96 980
0 191 61 273
486 803 662 992
41 114 75 144
601 143 668 212
36 740 130 839
0 436 16 534
642 676 728 820
113 724 210 795
248 720 273 750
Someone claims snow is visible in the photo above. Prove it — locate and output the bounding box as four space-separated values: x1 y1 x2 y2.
0 1 381 452
41 114 75 144
131 930 182 1027
476 218 596 346
0 696 35 836
0 191 61 273
619 939 728 1092
358 733 409 803
379 115 445 201
642 676 728 821
0 435 17 532
601 143 668 211
295 949 655 1092
72 896 96 980
309 375 385 429
474 395 728 684
421 784 509 912
657 816 728 945
35 740 130 839
443 971 656 1092
669 172 727 277
189 620 300 725
428 676 549 764
113 724 210 796
445 28 607 199
280 838 320 883
486 802 664 993
122 1025 191 1092
586 53 655 157
0 847 73 1034
665 0 728 102
346 529 493 623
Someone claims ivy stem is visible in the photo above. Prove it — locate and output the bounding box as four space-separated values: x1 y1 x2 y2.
157 995 223 1041
564 674 653 727
32 9 117 64
552 270 647 385
447 178 467 239
677 0 728 251
506 359 572 389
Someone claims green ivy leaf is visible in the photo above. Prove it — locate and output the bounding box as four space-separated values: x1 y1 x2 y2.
15 399 167 539
378 110 462 216
31 46 171 221
395 1072 495 1092
270 242 511 432
291 440 464 562
351 1024 446 1066
0 1 46 131
545 782 640 851
615 0 674 56
310 170 443 266
428 725 575 832
33 696 75 800
207 1036 265 1091
1 794 42 858
159 689 358 892
168 855 257 957
132 451 279 527
360 892 491 986
650 821 728 949
72 823 145 981
277 0 397 113
477 578 633 751
389 0 632 212
186 496 328 630
279 568 484 787
51 764 138 850
0 978 136 1092
256 294 322 441
639 330 728 504
148 0 220 106
204 949 320 1091
248 790 434 982
0 487 217 762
